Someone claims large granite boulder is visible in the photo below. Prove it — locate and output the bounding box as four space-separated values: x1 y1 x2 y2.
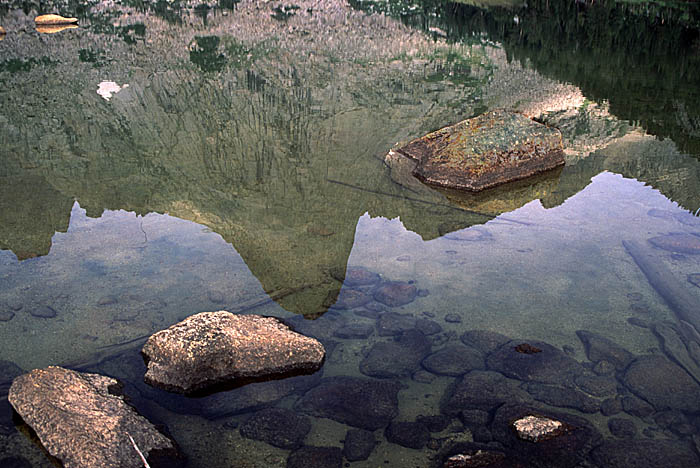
142 311 325 394
394 110 564 192
8 366 179 468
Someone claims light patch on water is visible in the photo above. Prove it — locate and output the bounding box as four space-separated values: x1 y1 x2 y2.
97 81 129 101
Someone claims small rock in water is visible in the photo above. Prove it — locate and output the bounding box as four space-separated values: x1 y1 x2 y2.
600 398 623 416
373 281 417 307
460 329 511 353
422 345 484 376
626 317 650 328
512 415 565 442
207 290 225 304
377 312 416 336
415 318 442 335
412 370 436 383
97 295 118 306
621 395 654 417
0 310 14 322
417 289 430 297
332 288 371 310
515 343 542 354
675 212 700 226
333 322 374 339
647 208 675 220
359 330 431 379
239 408 311 449
335 267 381 287
592 360 616 376
607 418 638 439
444 227 493 242
576 330 634 370
396 255 411 262
444 313 462 323
487 340 585 384
363 301 386 313
30 305 57 318
648 233 700 254
343 428 376 461
385 421 430 449
688 273 700 288
443 450 506 468
287 446 342 468
7 301 23 311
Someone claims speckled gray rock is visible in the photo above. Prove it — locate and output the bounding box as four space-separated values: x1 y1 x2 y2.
8 366 179 468
623 355 700 412
142 311 325 394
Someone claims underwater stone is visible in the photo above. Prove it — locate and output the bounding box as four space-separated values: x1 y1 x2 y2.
295 376 400 430
359 329 431 379
0 309 14 322
422 345 484 376
416 317 443 335
601 398 623 416
591 439 700 468
444 313 462 323
491 404 602 468
395 110 565 192
621 395 654 418
239 408 311 449
416 414 452 432
30 305 57 318
142 311 325 394
592 360 616 376
97 295 118 306
333 267 381 287
525 382 599 413
574 373 618 397
373 281 417 307
385 421 430 449
607 418 637 438
342 428 376 461
377 312 416 336
648 233 700 255
8 366 179 468
623 355 700 412
440 370 532 415
333 322 374 339
576 330 634 370
459 409 490 429
0 360 24 396
486 340 584 385
331 288 372 310
688 273 700 288
460 330 511 354
286 446 342 468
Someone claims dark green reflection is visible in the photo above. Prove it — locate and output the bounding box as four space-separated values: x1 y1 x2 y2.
190 36 227 72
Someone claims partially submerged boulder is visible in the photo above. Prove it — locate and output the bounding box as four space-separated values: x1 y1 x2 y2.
393 110 564 192
142 311 325 394
8 366 178 468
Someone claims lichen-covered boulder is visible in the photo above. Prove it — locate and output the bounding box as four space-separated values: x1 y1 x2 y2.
142 311 325 394
395 109 564 192
8 366 179 468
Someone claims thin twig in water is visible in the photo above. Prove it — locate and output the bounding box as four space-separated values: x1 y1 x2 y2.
127 432 151 468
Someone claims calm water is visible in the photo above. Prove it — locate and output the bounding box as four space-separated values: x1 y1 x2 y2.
1 0 700 467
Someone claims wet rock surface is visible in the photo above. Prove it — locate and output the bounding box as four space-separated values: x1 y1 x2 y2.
486 340 584 384
591 439 700 468
440 370 532 414
295 376 400 430
623 355 700 412
8 366 178 468
360 330 432 378
342 428 376 461
141 311 325 394
373 281 418 307
239 408 311 449
396 110 565 192
422 345 485 376
385 420 430 449
286 446 343 468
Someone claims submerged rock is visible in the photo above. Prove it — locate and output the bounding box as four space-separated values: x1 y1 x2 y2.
30 305 57 318
623 355 700 412
334 267 381 287
440 370 532 415
648 233 700 254
333 322 374 339
142 311 325 394
287 446 342 468
394 110 565 192
343 428 376 461
0 309 14 322
607 418 637 438
239 408 311 449
331 288 372 310
688 273 700 288
385 421 430 449
422 345 485 376
360 330 432 378
0 360 24 396
486 340 584 384
525 382 599 413
591 439 700 468
576 330 634 370
373 281 418 307
295 376 400 430
460 330 511 354
377 311 417 336
8 366 178 468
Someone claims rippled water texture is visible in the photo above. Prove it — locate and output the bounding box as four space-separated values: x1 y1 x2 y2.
2 0 700 467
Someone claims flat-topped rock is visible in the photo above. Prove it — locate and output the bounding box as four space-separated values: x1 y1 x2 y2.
8 366 178 468
395 109 564 192
142 311 325 394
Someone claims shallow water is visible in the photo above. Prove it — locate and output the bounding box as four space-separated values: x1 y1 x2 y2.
2 0 700 467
